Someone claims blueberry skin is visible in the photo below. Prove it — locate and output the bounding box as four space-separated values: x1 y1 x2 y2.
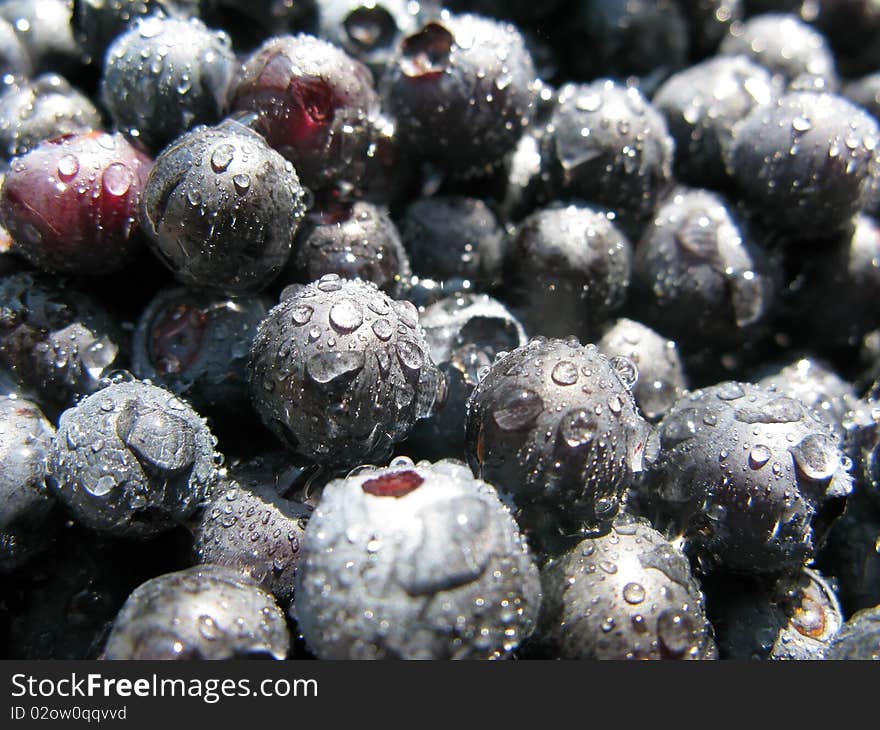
0 75 102 161
0 0 78 74
756 357 860 448
642 382 853 575
546 81 674 232
294 458 542 660
779 215 880 349
0 272 125 414
598 318 688 423
816 496 880 617
406 293 528 462
536 514 717 660
652 55 779 189
725 91 880 241
141 119 308 295
229 34 380 194
824 605 880 660
385 13 539 179
316 0 424 78
630 188 777 357
702 568 844 660
564 0 689 92
504 204 632 342
46 380 219 539
132 287 269 418
400 196 505 288
0 16 32 81
101 16 236 152
807 0 880 79
190 470 311 608
0 396 56 572
287 200 410 297
248 275 441 471
719 13 837 90
73 0 201 66
465 337 651 542
103 564 290 660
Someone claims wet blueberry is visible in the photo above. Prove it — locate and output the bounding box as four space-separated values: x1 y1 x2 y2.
141 118 308 295
103 564 290 660
248 275 441 470
294 458 542 659
46 379 219 538
1 130 152 275
824 604 880 660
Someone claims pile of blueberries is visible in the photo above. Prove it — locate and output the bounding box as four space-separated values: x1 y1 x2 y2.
3 0 880 661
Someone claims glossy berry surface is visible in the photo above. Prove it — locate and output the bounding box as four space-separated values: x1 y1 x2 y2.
465 337 650 542
1 130 151 275
46 379 219 538
103 564 290 660
294 458 541 659
385 13 539 179
141 119 308 295
101 15 236 151
228 34 380 194
536 514 717 660
248 275 441 470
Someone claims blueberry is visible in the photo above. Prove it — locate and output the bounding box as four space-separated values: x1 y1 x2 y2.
0 395 56 572
131 286 269 420
385 13 539 180
141 119 308 295
824 604 880 660
101 15 236 151
629 188 777 377
316 0 426 78
0 0 79 74
535 513 717 660
46 379 219 538
103 564 290 660
0 16 32 82
405 293 528 462
294 458 542 659
286 200 410 296
228 34 380 195
563 0 689 93
73 0 201 67
189 466 311 608
545 81 674 232
756 358 861 449
642 382 853 575
0 272 125 413
702 567 844 659
808 0 880 78
725 91 880 241
248 275 441 470
1 130 152 275
843 73 880 123
504 203 632 341
400 196 505 289
719 13 837 89
652 55 779 189
779 214 880 349
465 337 651 544
598 318 688 423
0 75 102 160
816 496 880 617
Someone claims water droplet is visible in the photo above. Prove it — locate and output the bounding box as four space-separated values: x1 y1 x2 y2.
290 305 313 325
623 582 646 605
57 154 79 181
306 351 365 384
657 609 695 658
551 361 578 386
372 319 393 341
102 163 132 196
232 174 250 194
749 444 772 469
790 433 838 482
198 615 221 641
211 144 235 172
492 389 544 431
610 356 638 389
396 340 424 371
90 474 117 496
329 300 363 333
